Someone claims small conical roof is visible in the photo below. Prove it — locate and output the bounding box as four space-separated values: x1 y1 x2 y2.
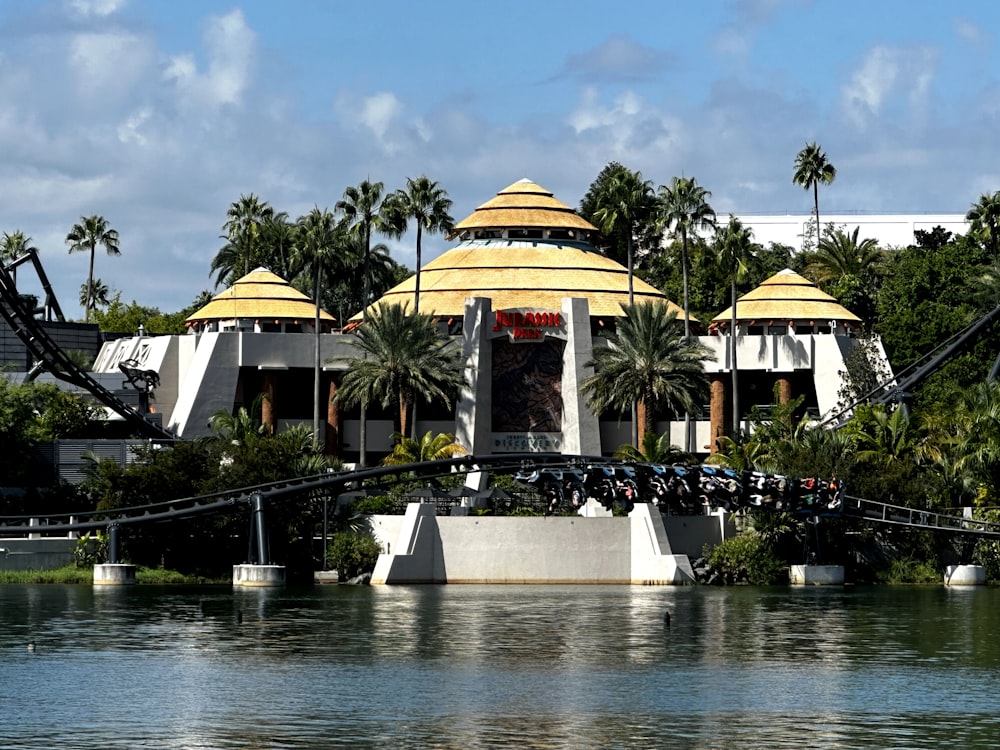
452 178 598 234
710 268 860 327
186 267 336 324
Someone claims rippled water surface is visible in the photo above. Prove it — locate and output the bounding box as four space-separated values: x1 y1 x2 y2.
2 583 999 749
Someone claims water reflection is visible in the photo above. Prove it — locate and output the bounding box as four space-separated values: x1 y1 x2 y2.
3 583 1000 749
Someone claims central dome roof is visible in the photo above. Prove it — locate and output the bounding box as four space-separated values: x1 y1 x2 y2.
360 179 684 320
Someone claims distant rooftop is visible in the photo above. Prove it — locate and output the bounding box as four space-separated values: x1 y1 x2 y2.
715 213 968 250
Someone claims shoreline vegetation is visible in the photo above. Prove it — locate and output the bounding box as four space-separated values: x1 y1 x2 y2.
0 566 228 585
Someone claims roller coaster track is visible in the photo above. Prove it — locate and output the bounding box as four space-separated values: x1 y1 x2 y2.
0 254 174 440
2 453 1000 542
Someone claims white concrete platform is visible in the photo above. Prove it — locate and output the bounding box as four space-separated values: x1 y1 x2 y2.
789 564 845 585
944 564 986 586
233 564 286 587
93 563 136 585
369 502 694 585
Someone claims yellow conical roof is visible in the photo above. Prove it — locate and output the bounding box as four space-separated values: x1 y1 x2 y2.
710 268 860 328
358 179 685 320
187 268 336 324
451 178 599 234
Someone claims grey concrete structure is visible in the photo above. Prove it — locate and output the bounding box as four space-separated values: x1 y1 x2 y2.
369 502 696 585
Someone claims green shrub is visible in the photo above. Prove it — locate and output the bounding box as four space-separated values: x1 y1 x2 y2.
875 557 940 584
352 495 397 514
327 531 383 580
707 532 788 585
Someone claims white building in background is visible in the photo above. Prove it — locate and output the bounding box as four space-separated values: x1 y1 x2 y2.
730 213 968 250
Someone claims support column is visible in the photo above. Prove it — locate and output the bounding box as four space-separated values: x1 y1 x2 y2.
326 377 340 457
777 375 792 405
561 297 601 455
709 375 727 454
94 523 136 585
455 297 493 455
234 493 285 587
261 372 278 435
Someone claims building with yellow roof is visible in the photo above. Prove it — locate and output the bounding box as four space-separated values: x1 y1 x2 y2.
89 179 886 461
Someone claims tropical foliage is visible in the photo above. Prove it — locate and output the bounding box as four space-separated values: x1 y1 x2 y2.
585 166 656 302
582 302 712 442
792 141 837 251
384 176 454 314
657 176 717 338
335 302 465 438
382 431 467 465
66 214 120 322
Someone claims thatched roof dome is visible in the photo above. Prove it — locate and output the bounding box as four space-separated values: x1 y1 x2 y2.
709 268 861 330
186 268 335 326
358 179 685 320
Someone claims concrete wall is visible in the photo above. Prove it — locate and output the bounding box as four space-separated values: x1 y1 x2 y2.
0 539 76 571
370 503 694 584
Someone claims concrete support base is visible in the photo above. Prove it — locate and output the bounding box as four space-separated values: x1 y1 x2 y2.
93 563 137 586
789 564 844 585
944 564 986 586
233 564 286 587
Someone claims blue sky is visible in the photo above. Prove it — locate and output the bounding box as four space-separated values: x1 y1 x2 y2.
0 0 998 314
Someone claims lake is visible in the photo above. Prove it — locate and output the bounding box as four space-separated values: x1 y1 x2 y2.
2 583 999 749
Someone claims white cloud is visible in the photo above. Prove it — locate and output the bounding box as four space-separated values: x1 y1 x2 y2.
67 0 126 17
70 31 153 101
117 107 151 145
361 91 403 141
560 34 674 82
954 18 989 47
842 45 937 129
164 9 254 110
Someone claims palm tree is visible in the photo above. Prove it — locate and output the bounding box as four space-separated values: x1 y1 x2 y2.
716 216 756 435
657 176 717 339
66 215 120 322
213 193 274 286
793 142 837 250
809 226 883 283
382 431 467 465
966 191 1000 258
614 431 693 465
581 302 712 445
337 180 400 468
591 168 656 304
261 211 295 281
291 207 344 442
385 176 454 314
335 301 465 442
79 278 110 314
337 180 400 319
0 230 38 284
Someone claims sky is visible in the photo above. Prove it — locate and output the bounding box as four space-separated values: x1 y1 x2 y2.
1 0 999 316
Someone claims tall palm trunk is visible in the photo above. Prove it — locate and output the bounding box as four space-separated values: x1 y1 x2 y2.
681 227 693 452
627 227 638 447
414 223 423 314
313 262 322 445
359 224 372 468
813 182 821 249
730 277 739 435
86 243 96 322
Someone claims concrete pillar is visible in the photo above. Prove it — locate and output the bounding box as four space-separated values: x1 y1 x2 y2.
561 297 601 455
789 564 845 585
326 377 340 457
455 297 493 454
709 375 727 454
261 372 278 435
777 375 792 404
232 564 286 587
944 564 986 585
94 564 137 585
